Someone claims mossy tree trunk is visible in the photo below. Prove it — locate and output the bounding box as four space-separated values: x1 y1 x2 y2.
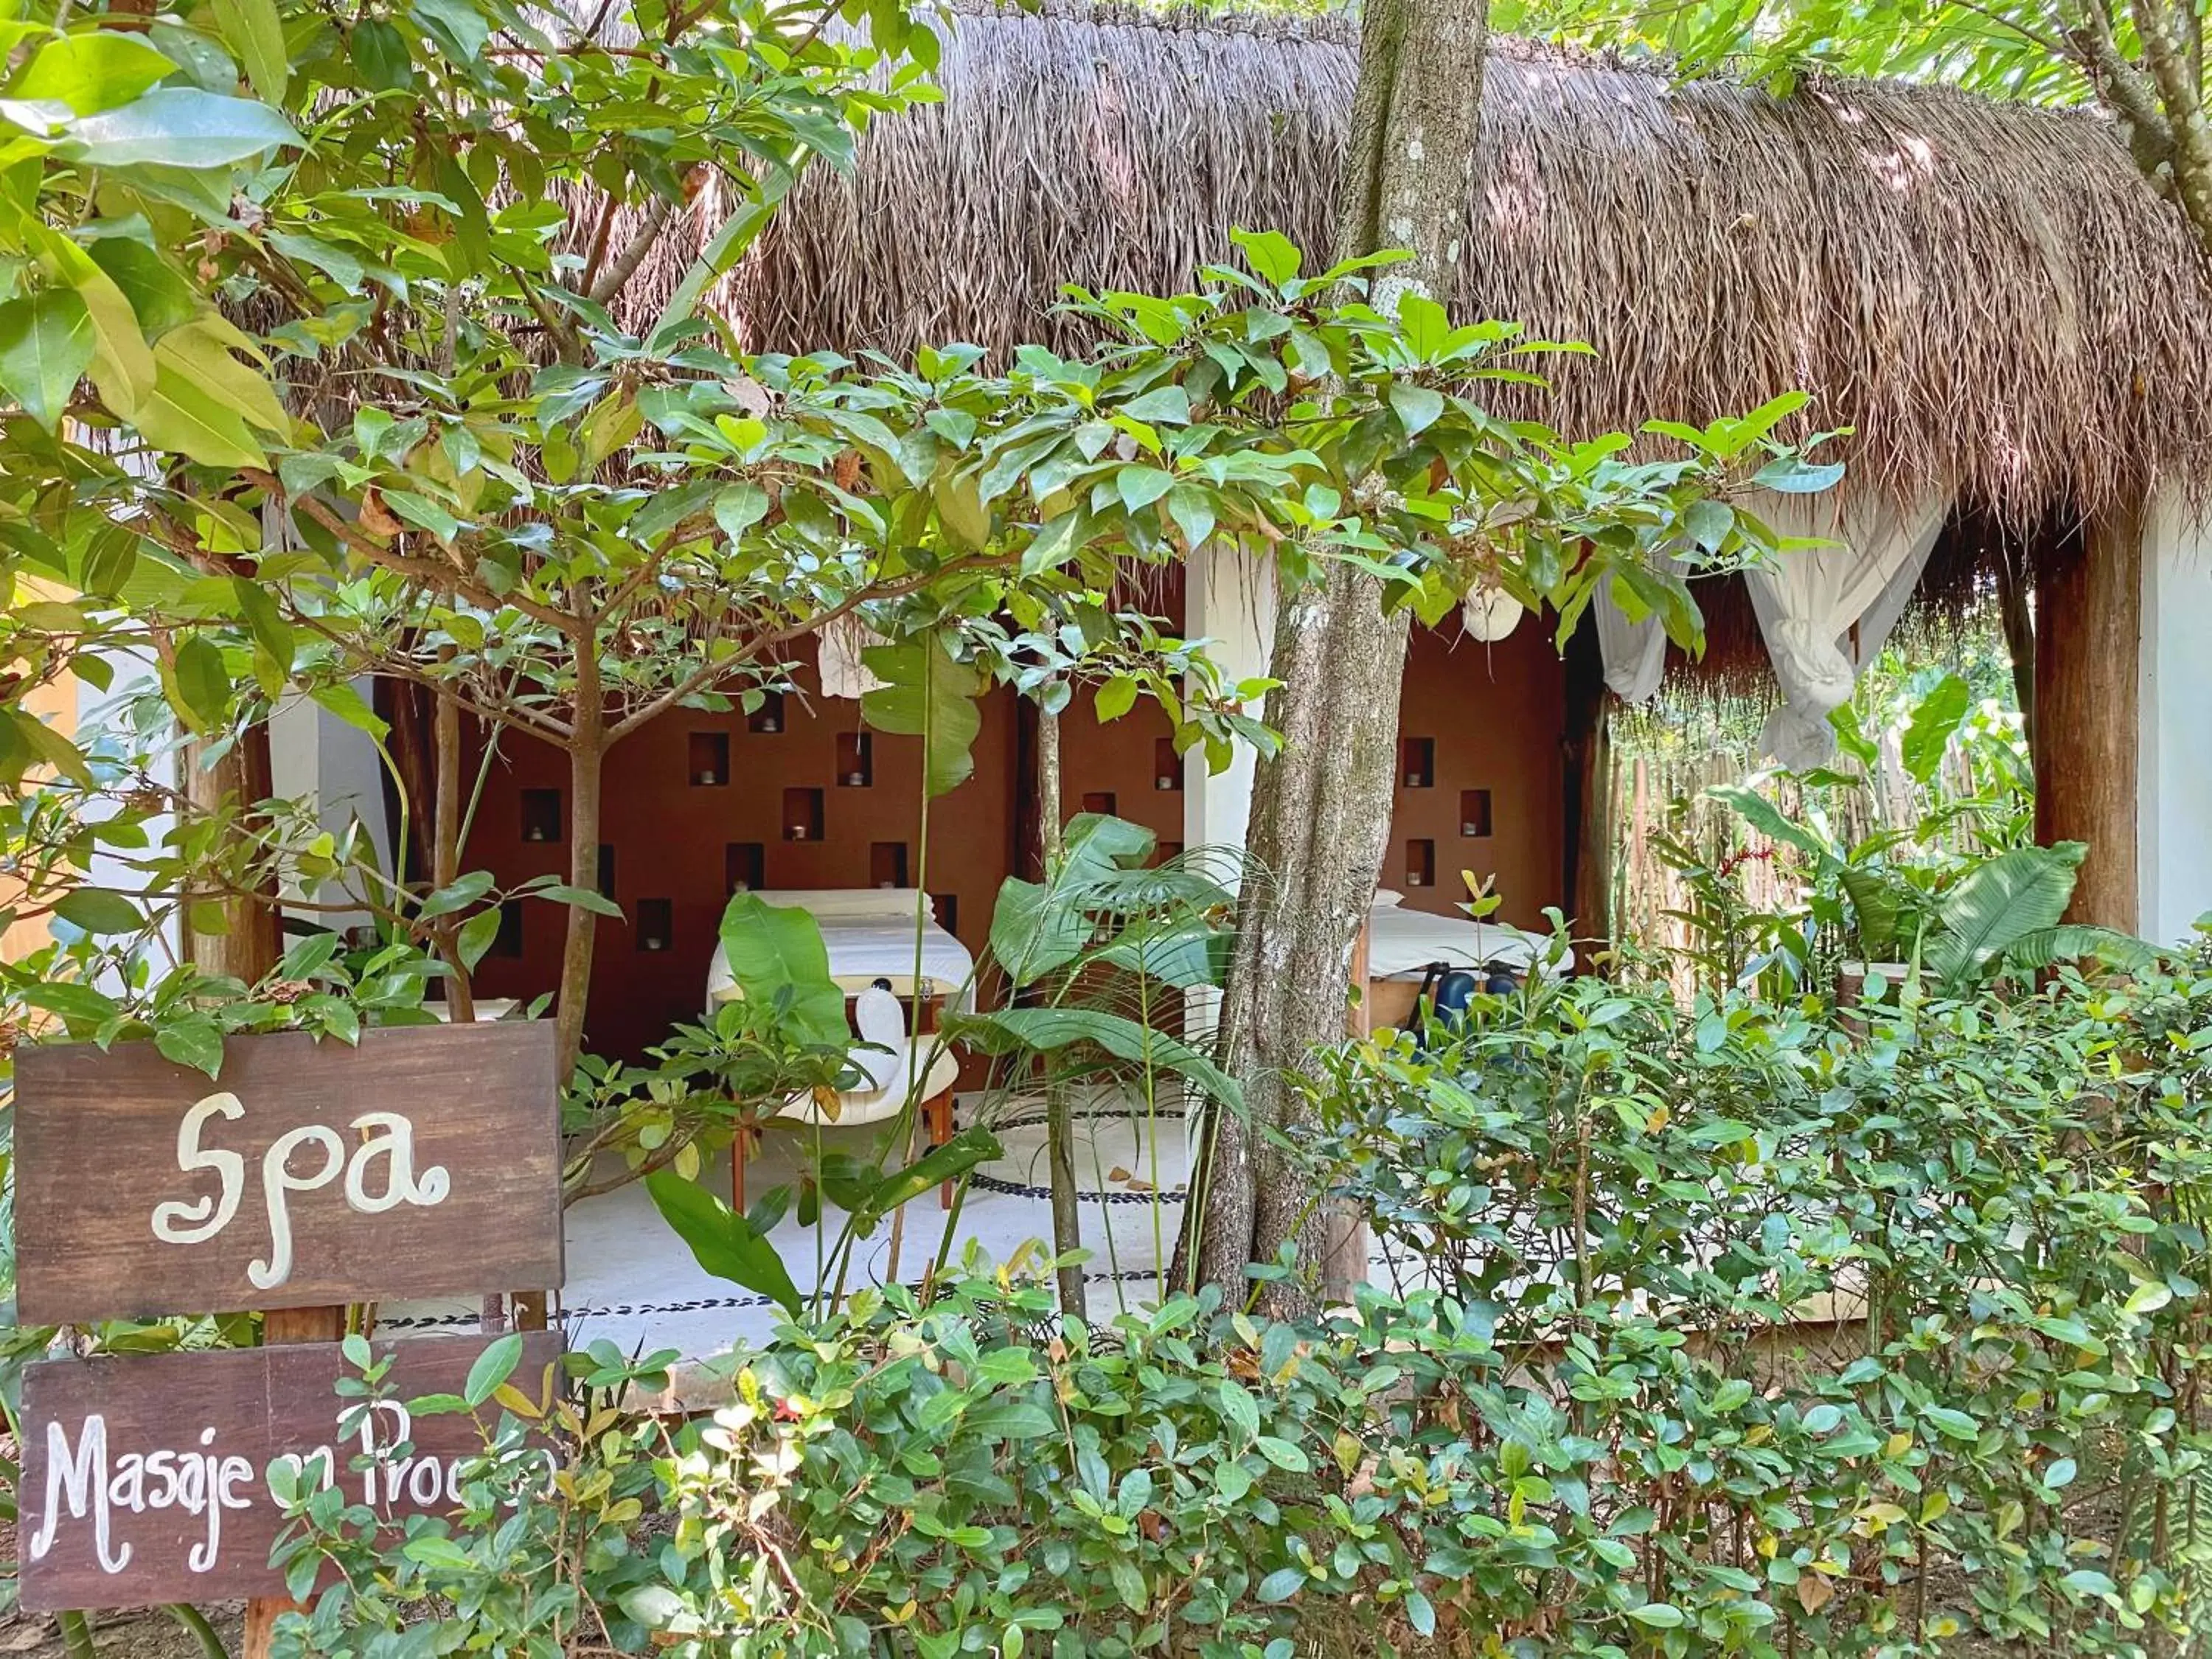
1183 0 1487 1312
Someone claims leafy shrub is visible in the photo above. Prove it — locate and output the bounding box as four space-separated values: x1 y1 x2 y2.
271 967 2212 1657
1304 963 2212 1654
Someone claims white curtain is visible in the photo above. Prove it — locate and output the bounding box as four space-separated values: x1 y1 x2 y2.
817 613 888 699
1594 553 1688 703
1745 489 1948 768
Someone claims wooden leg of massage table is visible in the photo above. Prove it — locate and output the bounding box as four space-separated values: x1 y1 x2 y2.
928 1089 954 1208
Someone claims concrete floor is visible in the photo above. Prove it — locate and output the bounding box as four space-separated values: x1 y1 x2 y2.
383 1092 1192 1399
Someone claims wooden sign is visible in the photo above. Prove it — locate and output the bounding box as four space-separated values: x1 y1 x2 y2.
15 1023 563 1325
18 1332 563 1610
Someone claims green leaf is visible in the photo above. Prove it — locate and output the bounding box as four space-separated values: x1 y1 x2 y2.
132 362 268 467
1837 866 1905 959
1113 465 1174 513
22 982 120 1024
413 0 490 62
60 88 301 170
0 290 92 431
1627 1604 1686 1629
87 239 199 340
154 1015 225 1077
210 0 288 102
171 634 232 731
14 32 176 115
352 18 414 91
1121 385 1191 425
525 881 623 919
860 636 981 799
1230 226 1301 288
1093 675 1138 723
964 1402 1057 1439
644 1172 803 1316
1900 672 1971 785
1 706 95 788
945 1005 1239 1109
1752 455 1845 495
862 1127 1004 1220
1706 782 1827 860
1253 1435 1309 1472
1922 1406 1982 1442
55 888 143 934
418 870 495 919
713 481 770 538
932 470 990 549
1255 1568 1306 1605
1164 483 1215 550
1388 382 1444 437
231 575 295 676
311 682 389 740
617 1584 690 1630
2124 1279 2174 1315
72 262 156 416
1396 291 1451 359
1927 844 2084 989
464 1332 523 1408
716 891 847 1047
457 906 503 971
154 318 288 434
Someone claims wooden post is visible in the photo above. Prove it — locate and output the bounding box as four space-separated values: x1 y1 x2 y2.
242 1305 346 1658
2033 506 2142 931
1561 616 1613 961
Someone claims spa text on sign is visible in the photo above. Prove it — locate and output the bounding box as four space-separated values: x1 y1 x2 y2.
156 1093 451 1291
13 1022 563 1324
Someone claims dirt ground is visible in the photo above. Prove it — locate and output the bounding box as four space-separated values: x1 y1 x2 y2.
0 1604 246 1658
0 1512 244 1659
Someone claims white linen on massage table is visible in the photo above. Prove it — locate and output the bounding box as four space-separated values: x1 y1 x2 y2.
1364 892 1572 979
705 888 978 1011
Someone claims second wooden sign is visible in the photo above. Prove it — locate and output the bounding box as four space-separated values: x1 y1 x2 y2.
18 1331 564 1611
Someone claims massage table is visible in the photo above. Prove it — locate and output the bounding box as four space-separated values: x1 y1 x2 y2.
706 889 977 1206
1357 891 1572 1032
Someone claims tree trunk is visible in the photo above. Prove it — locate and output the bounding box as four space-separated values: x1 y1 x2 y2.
181 725 282 983
1182 0 1488 1312
433 674 476 1022
2034 508 2142 931
554 655 604 1079
1037 706 1086 1320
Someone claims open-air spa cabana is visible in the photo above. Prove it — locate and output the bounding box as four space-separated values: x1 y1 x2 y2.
238 0 2212 1360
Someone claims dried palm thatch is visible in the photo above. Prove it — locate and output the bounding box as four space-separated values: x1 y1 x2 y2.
610 0 2212 524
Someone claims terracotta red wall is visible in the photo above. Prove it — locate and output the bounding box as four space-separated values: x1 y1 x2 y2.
1388 616 1567 928
465 655 1020 1062
460 596 1567 1062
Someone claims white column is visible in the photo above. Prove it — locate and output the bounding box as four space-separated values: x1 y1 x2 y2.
1182 540 1276 868
268 681 394 937
2139 490 2212 944
1182 542 1276 1048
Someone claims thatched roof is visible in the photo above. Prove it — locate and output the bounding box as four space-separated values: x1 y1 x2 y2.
630 0 2212 521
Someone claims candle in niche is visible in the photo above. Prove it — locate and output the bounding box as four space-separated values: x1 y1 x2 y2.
789 824 807 841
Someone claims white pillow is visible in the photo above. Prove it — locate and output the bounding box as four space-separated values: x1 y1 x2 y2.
750 888 934 922
1371 888 1405 909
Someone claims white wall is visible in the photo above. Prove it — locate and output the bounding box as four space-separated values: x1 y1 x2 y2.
268 682 394 938
1181 541 1276 866
2140 492 2212 944
1180 542 1276 1047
